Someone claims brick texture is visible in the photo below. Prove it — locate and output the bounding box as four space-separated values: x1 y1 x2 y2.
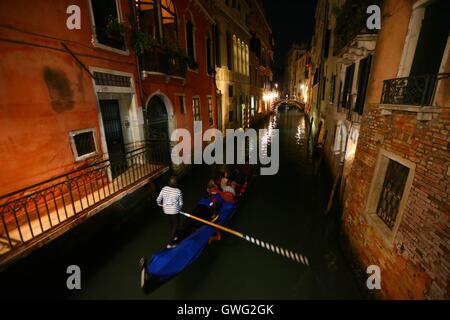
343 103 450 299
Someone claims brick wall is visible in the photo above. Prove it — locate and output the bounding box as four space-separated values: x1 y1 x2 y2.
343 102 450 299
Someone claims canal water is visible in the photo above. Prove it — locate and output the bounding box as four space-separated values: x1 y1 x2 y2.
0 109 362 299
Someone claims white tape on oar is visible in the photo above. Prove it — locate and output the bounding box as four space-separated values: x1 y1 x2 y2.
180 211 309 267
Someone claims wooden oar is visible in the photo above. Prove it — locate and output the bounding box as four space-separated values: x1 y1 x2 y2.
180 211 310 267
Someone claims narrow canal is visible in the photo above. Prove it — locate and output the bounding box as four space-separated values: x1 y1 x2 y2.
0 109 362 299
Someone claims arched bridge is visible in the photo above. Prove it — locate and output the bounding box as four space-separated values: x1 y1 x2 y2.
271 99 305 112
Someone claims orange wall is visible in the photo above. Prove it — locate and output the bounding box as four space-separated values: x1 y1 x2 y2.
0 0 140 195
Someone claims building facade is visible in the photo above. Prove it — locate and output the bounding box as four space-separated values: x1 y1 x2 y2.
136 0 218 174
212 0 251 130
284 45 308 100
0 0 219 266
342 0 449 299
307 0 449 299
247 0 274 126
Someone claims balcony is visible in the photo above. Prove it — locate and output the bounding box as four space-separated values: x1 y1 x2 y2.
380 73 449 120
0 142 170 267
140 48 187 79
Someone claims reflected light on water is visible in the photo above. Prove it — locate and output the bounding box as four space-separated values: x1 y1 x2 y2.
295 118 306 146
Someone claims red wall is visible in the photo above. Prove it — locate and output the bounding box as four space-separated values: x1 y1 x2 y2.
141 0 217 136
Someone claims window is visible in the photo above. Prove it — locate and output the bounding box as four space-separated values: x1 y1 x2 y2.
342 63 355 108
186 21 196 64
324 29 331 59
321 76 327 100
228 85 234 98
329 74 336 103
207 96 214 126
90 0 125 50
160 0 177 45
206 37 213 75
365 150 416 245
94 72 131 87
215 26 221 67
135 0 178 45
355 55 373 114
70 129 98 161
192 97 201 121
376 160 410 230
226 31 233 70
228 110 234 122
178 95 186 114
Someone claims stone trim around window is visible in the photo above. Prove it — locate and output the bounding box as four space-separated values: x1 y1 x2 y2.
380 104 440 121
364 149 416 249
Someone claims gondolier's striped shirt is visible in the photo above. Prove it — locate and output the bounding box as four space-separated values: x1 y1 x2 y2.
157 187 183 215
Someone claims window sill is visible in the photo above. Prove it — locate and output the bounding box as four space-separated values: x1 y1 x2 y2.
380 104 440 121
74 151 99 163
92 40 129 56
365 212 396 250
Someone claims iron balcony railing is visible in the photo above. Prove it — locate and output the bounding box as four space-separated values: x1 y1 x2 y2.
0 142 169 259
381 73 450 107
140 49 187 78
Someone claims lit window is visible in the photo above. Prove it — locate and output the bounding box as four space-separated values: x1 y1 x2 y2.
207 96 214 126
193 97 201 121
135 0 178 45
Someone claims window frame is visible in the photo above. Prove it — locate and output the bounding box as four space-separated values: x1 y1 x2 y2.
88 0 129 55
364 149 416 248
69 128 99 162
176 94 186 115
207 95 214 127
185 14 197 70
192 96 201 122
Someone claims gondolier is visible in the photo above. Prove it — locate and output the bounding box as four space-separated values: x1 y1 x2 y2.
157 176 183 248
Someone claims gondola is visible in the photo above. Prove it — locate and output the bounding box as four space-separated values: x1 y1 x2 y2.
140 168 253 292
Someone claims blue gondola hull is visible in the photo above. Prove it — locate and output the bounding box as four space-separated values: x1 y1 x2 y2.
146 199 236 281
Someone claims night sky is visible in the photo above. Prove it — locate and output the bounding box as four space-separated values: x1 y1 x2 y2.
263 0 317 83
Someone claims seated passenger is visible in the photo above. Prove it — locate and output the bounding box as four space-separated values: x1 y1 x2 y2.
222 180 236 196
220 171 229 191
207 179 219 196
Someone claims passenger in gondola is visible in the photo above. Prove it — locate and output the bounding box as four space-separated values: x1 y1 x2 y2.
219 180 236 203
206 179 219 197
220 171 229 191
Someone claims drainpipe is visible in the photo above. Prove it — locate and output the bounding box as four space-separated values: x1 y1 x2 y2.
130 0 147 144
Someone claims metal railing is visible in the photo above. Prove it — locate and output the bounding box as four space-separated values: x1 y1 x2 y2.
0 142 169 257
140 49 187 78
381 73 450 107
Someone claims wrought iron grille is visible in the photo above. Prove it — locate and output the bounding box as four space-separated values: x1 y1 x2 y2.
0 142 169 260
376 160 409 230
381 73 450 107
94 72 131 87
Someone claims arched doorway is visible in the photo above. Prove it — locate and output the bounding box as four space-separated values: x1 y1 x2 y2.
145 96 171 164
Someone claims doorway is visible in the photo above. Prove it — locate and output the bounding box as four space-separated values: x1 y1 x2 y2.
145 96 171 164
99 99 127 179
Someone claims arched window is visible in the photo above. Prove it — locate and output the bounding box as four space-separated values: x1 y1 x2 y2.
160 0 177 45
186 20 195 62
135 0 178 45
